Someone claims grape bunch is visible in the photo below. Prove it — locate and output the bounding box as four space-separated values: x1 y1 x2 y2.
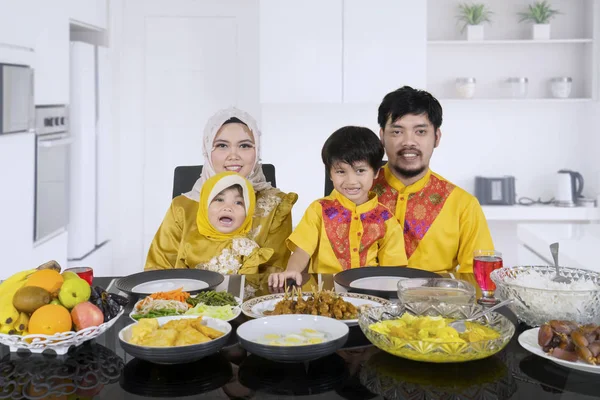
90 286 129 323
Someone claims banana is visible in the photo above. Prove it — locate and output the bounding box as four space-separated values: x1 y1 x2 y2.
14 312 29 334
0 268 36 294
0 298 19 326
0 280 26 325
0 319 17 335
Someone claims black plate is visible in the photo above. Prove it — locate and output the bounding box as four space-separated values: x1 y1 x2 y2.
115 269 224 297
334 267 439 299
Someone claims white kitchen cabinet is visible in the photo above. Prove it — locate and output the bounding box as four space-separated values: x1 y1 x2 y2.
96 46 112 245
0 133 35 280
68 0 107 30
259 0 342 103
31 231 68 270
68 241 112 277
0 0 37 50
343 0 426 103
33 1 70 105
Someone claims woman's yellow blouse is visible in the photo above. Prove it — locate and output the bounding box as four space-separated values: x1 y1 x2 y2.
145 188 298 272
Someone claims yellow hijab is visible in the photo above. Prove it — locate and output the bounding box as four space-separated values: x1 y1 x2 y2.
197 172 256 240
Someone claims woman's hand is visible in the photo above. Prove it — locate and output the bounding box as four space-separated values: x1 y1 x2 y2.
268 270 303 288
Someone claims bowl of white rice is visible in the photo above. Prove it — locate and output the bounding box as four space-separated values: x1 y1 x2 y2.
489 265 600 327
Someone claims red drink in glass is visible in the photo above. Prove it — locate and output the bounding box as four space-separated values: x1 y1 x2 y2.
473 250 503 304
65 267 94 286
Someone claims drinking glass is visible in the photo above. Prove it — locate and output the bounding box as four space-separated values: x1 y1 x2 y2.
65 266 94 286
473 250 503 305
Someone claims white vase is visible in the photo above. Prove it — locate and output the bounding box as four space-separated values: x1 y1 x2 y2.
532 24 550 40
467 25 484 41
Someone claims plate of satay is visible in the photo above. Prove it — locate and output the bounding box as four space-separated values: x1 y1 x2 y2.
241 284 389 326
518 320 600 375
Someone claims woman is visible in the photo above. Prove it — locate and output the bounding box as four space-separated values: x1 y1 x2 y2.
144 107 298 272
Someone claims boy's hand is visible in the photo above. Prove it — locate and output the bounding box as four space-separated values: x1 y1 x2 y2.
268 271 303 288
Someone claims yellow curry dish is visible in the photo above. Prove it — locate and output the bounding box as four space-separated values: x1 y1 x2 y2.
366 314 506 363
129 316 225 347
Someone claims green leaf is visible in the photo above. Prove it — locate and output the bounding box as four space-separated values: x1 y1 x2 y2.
456 2 493 33
517 1 561 24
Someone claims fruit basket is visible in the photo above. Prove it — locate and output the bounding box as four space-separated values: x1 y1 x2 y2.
0 262 128 355
0 307 124 355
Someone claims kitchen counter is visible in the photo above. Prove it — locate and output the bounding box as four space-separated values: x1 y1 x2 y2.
517 223 599 272
482 205 600 221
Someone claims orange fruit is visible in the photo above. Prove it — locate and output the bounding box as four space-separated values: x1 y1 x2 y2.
25 269 64 295
29 304 72 335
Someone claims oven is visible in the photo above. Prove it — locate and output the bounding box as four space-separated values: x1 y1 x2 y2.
0 63 34 135
34 105 71 244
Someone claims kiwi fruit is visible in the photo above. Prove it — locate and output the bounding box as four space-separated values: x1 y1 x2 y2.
36 260 61 273
13 286 52 313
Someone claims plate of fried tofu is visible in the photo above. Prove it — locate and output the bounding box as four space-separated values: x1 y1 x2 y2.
118 315 232 364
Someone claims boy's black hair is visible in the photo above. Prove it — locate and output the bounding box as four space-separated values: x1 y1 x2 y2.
321 126 384 175
222 117 248 127
377 86 443 131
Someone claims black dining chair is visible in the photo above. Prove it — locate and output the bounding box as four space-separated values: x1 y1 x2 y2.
172 164 277 199
324 160 388 196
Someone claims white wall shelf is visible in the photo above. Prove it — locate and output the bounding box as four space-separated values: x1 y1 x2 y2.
426 0 597 100
439 98 594 103
483 205 600 222
428 39 593 45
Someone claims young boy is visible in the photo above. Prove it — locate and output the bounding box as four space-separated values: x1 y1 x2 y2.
178 171 273 274
268 126 408 287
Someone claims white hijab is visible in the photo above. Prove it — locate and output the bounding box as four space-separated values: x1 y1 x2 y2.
183 107 273 201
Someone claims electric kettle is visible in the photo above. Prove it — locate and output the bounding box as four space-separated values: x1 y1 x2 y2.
555 170 584 207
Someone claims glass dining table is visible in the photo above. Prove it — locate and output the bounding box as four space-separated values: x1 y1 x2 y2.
1 273 598 400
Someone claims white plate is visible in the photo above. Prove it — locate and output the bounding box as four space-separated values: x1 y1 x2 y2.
129 297 242 322
131 279 209 294
237 314 349 343
349 276 407 291
236 315 349 362
518 327 600 375
241 292 389 326
118 315 232 364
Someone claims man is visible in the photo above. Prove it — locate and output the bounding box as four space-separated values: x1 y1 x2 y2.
372 86 494 273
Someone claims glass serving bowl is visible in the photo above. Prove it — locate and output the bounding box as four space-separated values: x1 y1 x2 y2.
490 265 600 327
358 302 515 363
397 278 476 304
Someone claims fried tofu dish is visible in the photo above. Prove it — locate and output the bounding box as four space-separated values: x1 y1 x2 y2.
129 317 225 347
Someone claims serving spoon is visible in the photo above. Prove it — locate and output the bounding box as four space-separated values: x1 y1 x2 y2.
448 299 514 333
550 242 571 284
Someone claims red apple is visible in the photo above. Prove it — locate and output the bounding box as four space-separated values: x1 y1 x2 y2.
71 302 104 331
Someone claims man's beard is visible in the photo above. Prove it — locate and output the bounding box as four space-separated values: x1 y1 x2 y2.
391 163 427 179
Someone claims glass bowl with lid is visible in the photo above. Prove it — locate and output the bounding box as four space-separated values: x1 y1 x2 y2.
397 278 476 305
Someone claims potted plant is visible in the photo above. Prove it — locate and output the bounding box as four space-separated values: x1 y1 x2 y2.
518 1 561 40
456 3 493 41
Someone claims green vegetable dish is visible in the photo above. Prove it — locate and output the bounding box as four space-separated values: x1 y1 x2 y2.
130 290 240 321
186 291 238 307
